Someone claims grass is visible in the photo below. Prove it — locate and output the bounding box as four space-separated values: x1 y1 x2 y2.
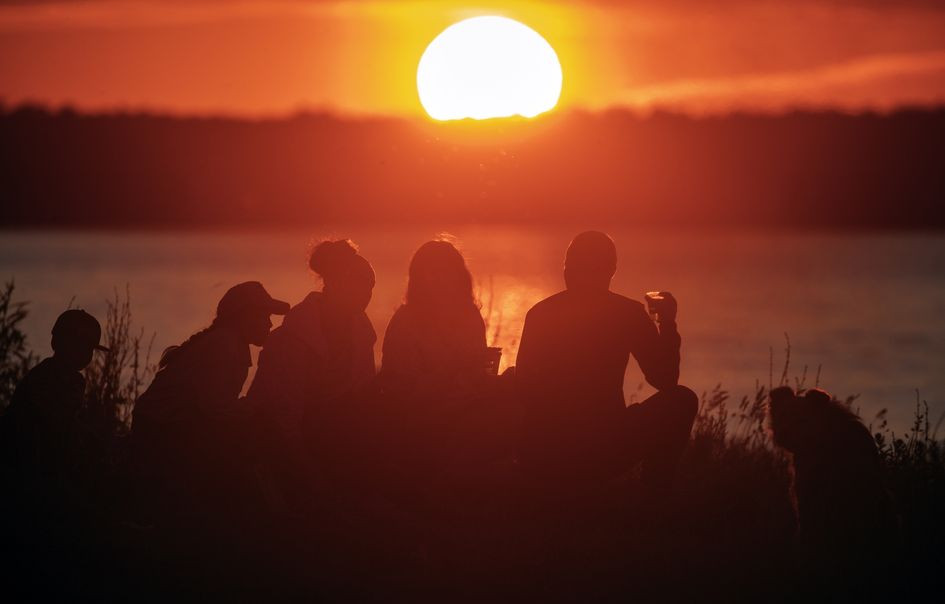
81 286 154 436
0 280 38 411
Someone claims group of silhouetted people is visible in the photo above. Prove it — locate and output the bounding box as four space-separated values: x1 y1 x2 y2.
0 231 898 597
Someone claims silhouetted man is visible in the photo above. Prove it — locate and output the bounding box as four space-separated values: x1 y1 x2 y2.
516 231 698 491
3 310 107 483
1 309 109 559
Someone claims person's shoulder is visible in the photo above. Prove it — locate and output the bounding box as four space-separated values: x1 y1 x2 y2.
196 327 250 365
389 303 409 321
200 326 241 347
22 357 84 405
527 291 568 317
282 291 320 323
27 357 82 385
357 310 377 344
25 357 57 380
274 291 324 341
384 304 410 333
608 291 647 314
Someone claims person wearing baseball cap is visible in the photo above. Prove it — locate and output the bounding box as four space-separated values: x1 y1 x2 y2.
130 281 288 527
2 309 110 512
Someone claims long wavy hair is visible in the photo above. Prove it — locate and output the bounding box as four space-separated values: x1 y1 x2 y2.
405 240 477 312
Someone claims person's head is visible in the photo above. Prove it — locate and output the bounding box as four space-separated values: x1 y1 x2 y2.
215 281 290 346
406 239 476 311
51 309 109 371
768 386 841 451
564 231 617 292
310 239 376 313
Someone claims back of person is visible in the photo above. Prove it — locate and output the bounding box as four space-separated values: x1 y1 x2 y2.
1 310 109 571
381 302 487 404
377 241 500 470
246 240 377 512
516 232 696 489
3 357 85 488
519 290 651 430
130 282 287 525
134 327 249 435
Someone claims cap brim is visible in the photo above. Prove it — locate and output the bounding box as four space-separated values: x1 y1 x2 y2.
269 299 291 315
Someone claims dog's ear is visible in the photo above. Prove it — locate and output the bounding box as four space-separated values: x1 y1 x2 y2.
803 388 832 405
770 385 796 405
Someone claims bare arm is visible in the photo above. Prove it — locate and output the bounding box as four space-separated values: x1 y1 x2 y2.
629 301 680 392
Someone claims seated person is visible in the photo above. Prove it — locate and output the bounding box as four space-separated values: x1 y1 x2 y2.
131 281 288 525
247 240 377 512
379 240 488 405
2 309 110 515
378 240 514 478
516 231 698 492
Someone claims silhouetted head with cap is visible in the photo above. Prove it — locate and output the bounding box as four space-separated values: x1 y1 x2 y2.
51 309 109 371
564 231 618 292
310 239 376 314
216 281 289 346
406 239 476 312
159 282 287 368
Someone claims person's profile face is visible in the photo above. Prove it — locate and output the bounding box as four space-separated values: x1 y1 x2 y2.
243 310 274 346
53 337 96 371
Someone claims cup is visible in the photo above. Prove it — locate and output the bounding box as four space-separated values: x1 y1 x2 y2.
485 346 503 376
645 291 664 320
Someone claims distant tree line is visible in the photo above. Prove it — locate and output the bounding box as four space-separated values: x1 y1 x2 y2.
1 104 943 229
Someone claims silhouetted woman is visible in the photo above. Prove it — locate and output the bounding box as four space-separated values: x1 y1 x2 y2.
378 240 515 486
247 239 376 513
379 240 488 402
131 281 289 525
375 239 518 563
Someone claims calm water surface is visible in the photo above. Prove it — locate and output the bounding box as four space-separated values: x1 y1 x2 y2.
2 227 943 432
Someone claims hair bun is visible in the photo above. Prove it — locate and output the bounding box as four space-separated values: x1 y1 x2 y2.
309 239 359 276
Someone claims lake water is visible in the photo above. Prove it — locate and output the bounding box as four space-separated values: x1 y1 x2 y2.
2 227 943 432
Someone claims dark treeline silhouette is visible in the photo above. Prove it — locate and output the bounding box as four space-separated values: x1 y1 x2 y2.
1 104 944 229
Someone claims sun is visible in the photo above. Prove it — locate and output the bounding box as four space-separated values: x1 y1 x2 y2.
417 16 563 121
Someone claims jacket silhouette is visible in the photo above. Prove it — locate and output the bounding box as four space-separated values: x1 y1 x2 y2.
1 309 109 542
130 281 288 524
517 231 697 489
247 240 376 511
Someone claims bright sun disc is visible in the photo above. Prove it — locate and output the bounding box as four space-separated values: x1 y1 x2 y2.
417 16 563 121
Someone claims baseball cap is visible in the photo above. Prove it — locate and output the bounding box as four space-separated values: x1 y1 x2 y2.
52 309 110 352
217 281 290 320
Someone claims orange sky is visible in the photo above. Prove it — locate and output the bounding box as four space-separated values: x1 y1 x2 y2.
2 0 945 117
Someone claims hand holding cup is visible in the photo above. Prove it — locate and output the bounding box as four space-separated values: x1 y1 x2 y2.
645 291 678 323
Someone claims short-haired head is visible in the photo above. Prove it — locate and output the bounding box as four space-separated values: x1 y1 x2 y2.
564 231 617 291
51 309 107 371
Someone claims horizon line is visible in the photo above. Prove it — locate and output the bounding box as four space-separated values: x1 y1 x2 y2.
3 100 945 123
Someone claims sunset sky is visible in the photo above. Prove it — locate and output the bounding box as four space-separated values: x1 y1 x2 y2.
2 0 945 117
